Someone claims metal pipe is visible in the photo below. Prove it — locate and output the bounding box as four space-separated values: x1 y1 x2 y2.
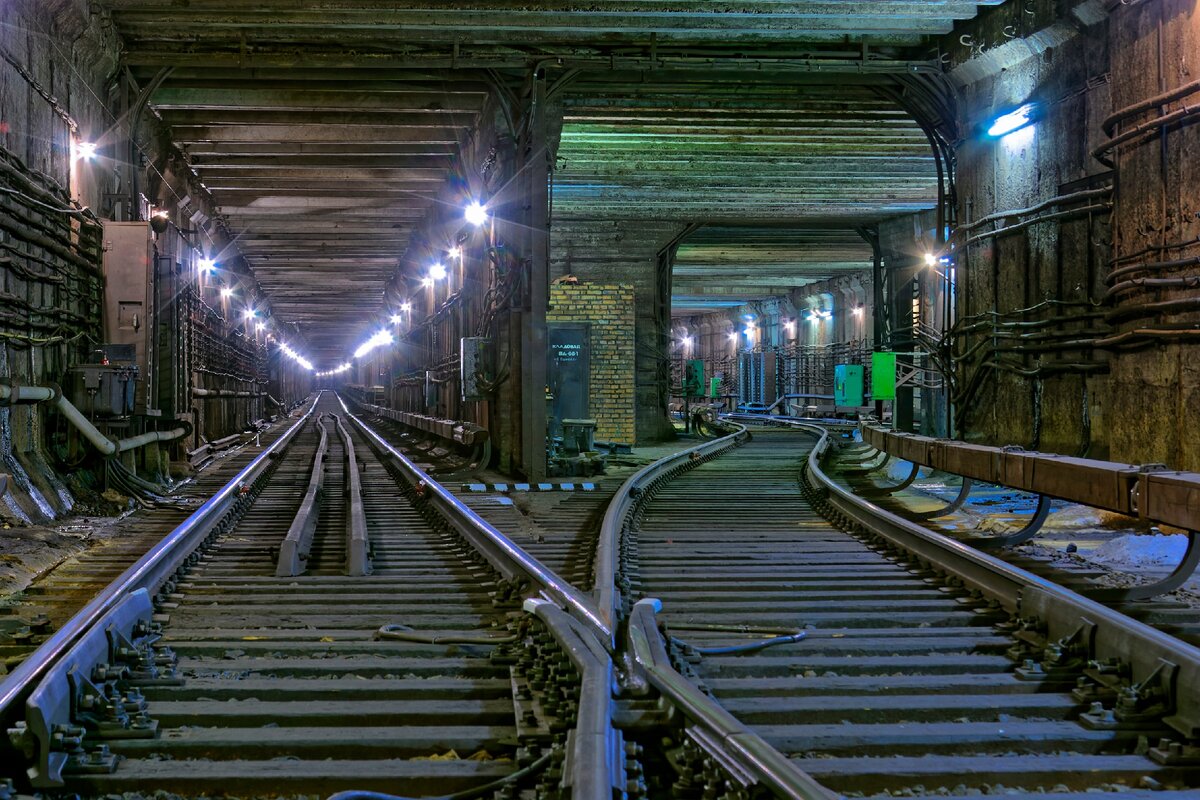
0 394 320 731
191 388 265 398
1102 77 1200 136
1093 100 1200 160
957 187 1111 233
1 381 188 455
50 392 117 456
0 381 56 404
963 204 1111 247
115 427 189 454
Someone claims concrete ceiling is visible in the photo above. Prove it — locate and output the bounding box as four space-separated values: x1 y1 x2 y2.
102 0 1000 365
671 227 873 316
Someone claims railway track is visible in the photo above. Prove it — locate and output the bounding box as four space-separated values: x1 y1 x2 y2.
0 416 297 674
826 451 1200 648
598 421 1200 799
6 398 1200 799
0 391 612 798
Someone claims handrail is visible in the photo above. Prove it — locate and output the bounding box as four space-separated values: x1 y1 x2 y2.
0 393 319 729
627 599 839 800
276 413 328 577
858 423 1200 534
336 394 611 645
595 421 750 641
337 414 371 576
802 422 1200 740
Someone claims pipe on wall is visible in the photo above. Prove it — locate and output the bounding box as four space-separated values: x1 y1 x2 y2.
191 388 266 398
0 381 189 456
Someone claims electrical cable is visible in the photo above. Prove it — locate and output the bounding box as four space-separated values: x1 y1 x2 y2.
669 632 807 656
325 749 555 800
375 623 518 646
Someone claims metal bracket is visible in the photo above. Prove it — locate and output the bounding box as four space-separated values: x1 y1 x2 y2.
915 477 974 519
13 589 160 787
966 494 1052 548
1085 530 1200 603
860 461 922 496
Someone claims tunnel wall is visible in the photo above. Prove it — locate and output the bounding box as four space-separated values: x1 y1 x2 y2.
945 0 1200 469
1 2 310 522
550 219 686 443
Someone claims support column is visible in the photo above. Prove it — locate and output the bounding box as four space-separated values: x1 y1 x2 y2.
519 70 549 480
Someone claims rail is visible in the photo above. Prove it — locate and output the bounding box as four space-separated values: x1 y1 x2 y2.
627 599 839 800
524 598 620 800
0 393 321 780
595 420 751 638
337 394 611 642
2 393 620 795
337 414 370 576
344 392 490 477
800 421 1200 743
275 413 329 577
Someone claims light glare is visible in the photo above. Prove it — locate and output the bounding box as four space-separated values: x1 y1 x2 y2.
986 103 1037 138
465 201 488 226
76 141 98 161
430 263 447 280
353 330 393 360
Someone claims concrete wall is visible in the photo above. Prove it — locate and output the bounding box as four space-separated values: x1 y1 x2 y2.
547 282 637 444
943 0 1200 469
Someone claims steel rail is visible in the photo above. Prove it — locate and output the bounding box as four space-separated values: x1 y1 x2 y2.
627 599 839 800
275 412 329 577
3 393 622 797
336 414 370 576
336 395 612 644
800 422 1200 740
0 393 321 731
523 599 620 800
594 421 751 640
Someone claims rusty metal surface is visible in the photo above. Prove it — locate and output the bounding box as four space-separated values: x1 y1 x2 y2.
863 424 1200 530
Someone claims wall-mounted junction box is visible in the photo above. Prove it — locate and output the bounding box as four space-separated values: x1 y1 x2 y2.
461 337 488 401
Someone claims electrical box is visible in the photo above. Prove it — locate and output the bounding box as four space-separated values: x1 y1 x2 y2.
709 376 721 398
460 337 488 401
871 352 897 401
683 359 704 396
738 351 777 407
66 363 137 418
833 364 864 407
102 221 157 415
